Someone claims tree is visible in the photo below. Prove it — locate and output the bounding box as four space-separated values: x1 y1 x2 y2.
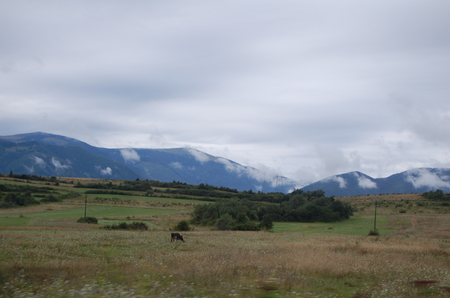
217 214 234 230
175 220 190 231
259 214 274 230
236 213 249 224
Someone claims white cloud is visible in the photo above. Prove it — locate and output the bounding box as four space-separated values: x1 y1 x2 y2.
23 165 34 173
354 173 377 189
120 149 140 162
186 148 211 163
325 176 347 188
405 168 450 189
169 162 183 169
51 157 71 170
216 158 241 175
216 157 285 186
96 166 112 176
32 156 45 166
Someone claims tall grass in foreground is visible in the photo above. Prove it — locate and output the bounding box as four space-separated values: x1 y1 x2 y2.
1 229 450 297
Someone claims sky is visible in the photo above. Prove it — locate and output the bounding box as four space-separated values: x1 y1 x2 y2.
1 1 450 185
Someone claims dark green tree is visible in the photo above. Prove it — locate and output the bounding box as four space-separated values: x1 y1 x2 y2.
175 220 190 231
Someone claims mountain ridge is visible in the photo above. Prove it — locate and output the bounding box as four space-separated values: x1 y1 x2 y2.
301 168 450 196
0 132 296 193
1 132 449 195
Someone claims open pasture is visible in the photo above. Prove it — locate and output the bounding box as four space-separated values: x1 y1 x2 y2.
273 214 396 235
0 205 177 229
1 228 450 297
2 176 450 296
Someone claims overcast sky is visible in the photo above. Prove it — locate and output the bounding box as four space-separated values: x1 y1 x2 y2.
1 1 450 184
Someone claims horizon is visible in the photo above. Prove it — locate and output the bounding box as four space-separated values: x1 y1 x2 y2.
2 131 449 187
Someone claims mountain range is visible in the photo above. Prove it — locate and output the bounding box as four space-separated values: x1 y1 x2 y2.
1 132 449 196
302 169 450 196
0 132 296 193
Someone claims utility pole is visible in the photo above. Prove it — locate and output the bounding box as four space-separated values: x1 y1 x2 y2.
84 194 87 218
373 200 377 230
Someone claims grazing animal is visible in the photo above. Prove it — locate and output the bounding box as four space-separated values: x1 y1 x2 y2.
171 232 185 242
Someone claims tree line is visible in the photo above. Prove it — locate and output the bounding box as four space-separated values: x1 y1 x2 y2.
422 189 450 201
0 184 78 208
191 189 353 231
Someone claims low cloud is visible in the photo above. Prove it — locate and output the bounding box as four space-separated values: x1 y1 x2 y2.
405 168 450 189
354 173 377 189
326 176 347 188
51 157 71 170
186 148 211 163
32 156 46 167
217 158 242 175
169 162 183 169
96 166 112 175
120 149 140 162
216 157 285 187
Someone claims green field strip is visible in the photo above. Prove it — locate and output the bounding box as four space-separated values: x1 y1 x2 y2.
0 206 177 221
86 193 210 204
0 217 34 227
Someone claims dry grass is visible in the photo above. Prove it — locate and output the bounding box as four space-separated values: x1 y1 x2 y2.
2 228 450 297
2 184 450 297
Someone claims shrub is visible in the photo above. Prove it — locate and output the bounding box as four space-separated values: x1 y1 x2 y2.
175 220 190 231
128 222 149 230
103 222 148 230
368 229 380 236
40 195 62 203
77 217 98 224
118 222 129 229
259 214 274 231
216 214 234 230
231 222 260 231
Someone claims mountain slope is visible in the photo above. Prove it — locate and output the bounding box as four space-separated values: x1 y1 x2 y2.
3 132 449 196
0 132 296 192
0 139 140 180
302 168 450 196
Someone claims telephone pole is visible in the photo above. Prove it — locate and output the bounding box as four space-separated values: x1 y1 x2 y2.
84 194 87 218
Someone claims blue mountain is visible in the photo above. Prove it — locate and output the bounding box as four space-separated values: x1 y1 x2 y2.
301 169 450 196
0 132 296 192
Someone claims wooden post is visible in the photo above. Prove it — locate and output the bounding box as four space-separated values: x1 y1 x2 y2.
84 194 87 218
373 200 377 230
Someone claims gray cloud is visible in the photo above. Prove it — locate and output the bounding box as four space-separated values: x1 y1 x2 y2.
1 1 450 184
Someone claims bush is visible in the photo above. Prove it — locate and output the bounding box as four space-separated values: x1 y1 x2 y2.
368 229 380 236
216 214 234 230
77 217 98 224
118 222 129 229
231 222 260 231
103 221 148 230
175 220 190 231
40 195 62 203
259 214 274 231
128 222 149 230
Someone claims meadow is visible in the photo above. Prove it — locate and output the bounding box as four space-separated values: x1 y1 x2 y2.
1 177 450 297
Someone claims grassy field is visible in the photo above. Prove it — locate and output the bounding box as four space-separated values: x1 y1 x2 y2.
1 177 450 297
1 229 450 297
273 214 397 235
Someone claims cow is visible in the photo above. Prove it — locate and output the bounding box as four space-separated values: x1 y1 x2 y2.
171 232 185 243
